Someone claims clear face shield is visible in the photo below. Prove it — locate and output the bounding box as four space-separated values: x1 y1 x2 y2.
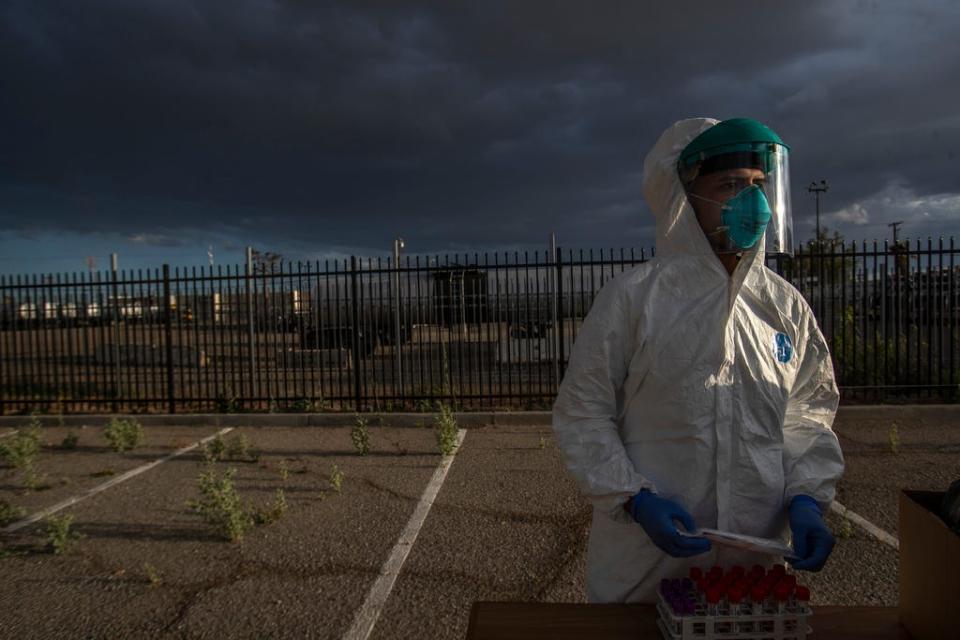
680 143 794 256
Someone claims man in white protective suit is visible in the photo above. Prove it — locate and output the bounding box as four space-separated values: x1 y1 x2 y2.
551 117 845 603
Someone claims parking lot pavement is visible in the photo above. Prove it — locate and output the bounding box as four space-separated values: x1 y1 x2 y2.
0 425 444 639
369 424 589 640
2 409 955 638
832 410 960 536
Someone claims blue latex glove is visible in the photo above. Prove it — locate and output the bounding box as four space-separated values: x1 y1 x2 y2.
627 489 711 557
787 495 835 571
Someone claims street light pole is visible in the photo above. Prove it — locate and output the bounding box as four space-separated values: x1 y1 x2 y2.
393 237 404 399
808 179 829 242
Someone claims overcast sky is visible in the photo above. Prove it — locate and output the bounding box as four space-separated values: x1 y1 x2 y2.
2 0 959 275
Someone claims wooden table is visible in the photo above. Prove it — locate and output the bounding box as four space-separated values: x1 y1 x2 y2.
466 602 912 639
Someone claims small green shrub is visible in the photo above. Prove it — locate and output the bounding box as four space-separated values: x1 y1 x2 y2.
351 415 371 456
0 500 26 526
202 433 226 462
330 464 344 493
254 489 288 525
188 465 253 543
225 434 255 461
46 514 83 554
103 418 144 453
0 425 43 489
291 397 317 413
144 562 162 586
888 423 900 455
215 387 241 413
0 425 42 469
61 430 79 450
837 507 854 539
433 403 459 456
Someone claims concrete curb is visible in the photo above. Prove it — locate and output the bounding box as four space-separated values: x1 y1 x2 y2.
0 404 957 429
0 411 555 429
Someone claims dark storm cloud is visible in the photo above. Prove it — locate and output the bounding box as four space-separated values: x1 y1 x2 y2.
1 0 958 258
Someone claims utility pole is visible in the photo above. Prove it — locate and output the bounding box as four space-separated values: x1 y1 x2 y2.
888 221 903 246
808 179 829 242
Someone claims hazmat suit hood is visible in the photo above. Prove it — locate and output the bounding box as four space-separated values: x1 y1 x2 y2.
642 118 767 280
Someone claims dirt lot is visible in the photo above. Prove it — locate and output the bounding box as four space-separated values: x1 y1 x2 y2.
0 408 957 639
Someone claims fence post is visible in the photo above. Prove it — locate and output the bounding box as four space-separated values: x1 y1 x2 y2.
350 255 363 412
162 264 176 414
246 247 258 408
110 253 120 413
555 246 565 383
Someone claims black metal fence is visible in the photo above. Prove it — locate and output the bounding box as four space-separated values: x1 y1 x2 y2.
2 238 958 414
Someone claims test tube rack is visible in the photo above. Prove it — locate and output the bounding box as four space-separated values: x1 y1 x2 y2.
656 565 812 640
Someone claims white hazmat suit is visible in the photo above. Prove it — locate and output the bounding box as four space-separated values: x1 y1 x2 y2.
551 118 845 603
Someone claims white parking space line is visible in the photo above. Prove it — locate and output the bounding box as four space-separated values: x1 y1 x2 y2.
1 427 234 535
342 429 468 640
830 500 899 550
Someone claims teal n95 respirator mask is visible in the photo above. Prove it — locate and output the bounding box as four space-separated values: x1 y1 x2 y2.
688 184 772 251
678 118 794 256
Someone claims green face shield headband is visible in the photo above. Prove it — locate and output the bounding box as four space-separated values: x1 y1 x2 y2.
689 184 773 251
678 118 794 256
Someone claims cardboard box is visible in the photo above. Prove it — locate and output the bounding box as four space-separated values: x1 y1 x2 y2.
899 490 960 639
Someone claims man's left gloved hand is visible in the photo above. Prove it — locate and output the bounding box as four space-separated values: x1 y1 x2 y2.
786 495 835 571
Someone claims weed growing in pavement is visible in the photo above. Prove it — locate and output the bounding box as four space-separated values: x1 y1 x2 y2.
103 418 144 453
888 422 900 455
278 460 289 482
330 464 344 493
144 562 162 586
91 468 115 478
351 415 371 456
0 424 41 470
433 402 459 456
188 465 253 543
837 507 854 539
254 489 288 525
45 514 83 554
225 433 256 461
61 430 79 449
0 499 26 526
202 433 227 462
0 424 43 490
539 435 546 449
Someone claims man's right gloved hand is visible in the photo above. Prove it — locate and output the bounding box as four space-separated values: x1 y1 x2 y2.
627 489 711 557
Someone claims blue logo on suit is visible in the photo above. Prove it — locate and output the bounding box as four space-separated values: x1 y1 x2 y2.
774 332 793 364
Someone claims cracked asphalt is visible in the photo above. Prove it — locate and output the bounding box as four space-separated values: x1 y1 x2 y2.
0 409 958 639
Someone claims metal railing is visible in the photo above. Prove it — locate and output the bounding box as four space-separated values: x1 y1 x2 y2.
1 238 958 414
